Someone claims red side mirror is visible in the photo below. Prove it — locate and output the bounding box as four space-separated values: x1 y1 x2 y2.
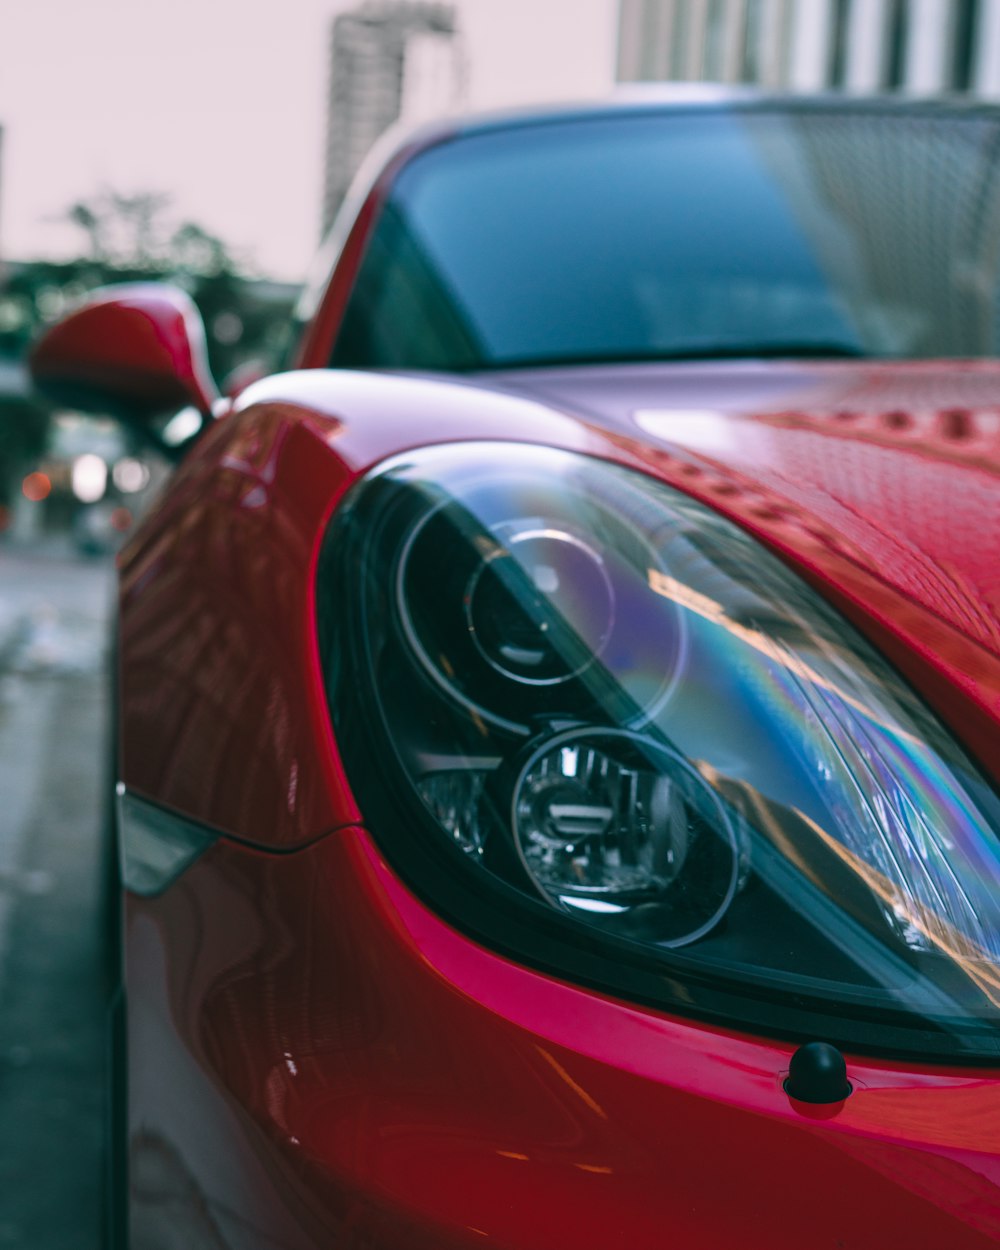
29 283 220 425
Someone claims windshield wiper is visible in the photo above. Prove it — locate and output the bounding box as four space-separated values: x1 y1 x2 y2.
693 341 869 360
479 342 871 372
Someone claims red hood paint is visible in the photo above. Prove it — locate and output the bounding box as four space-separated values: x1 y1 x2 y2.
480 359 1000 778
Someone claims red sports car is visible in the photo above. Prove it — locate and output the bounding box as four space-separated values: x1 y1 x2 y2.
31 96 1000 1248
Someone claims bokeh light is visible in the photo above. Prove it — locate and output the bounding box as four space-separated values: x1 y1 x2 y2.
112 458 150 494
71 454 108 504
21 472 51 502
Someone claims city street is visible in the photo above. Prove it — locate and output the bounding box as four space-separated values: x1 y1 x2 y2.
0 542 113 1249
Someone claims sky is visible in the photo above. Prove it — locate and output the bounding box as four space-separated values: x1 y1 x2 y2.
0 0 618 279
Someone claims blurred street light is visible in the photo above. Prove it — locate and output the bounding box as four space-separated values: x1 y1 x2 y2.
71 454 108 504
112 458 150 494
21 471 50 502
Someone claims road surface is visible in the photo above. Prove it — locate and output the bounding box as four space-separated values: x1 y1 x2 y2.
0 541 113 1249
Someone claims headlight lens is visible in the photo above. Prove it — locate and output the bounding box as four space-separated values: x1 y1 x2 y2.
507 726 743 947
320 443 1000 1060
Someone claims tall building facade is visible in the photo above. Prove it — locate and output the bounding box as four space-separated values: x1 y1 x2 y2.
617 0 1000 95
321 1 461 238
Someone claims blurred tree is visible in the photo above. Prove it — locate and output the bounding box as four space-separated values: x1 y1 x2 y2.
2 187 298 367
170 221 232 277
67 202 106 262
0 189 300 503
65 189 177 269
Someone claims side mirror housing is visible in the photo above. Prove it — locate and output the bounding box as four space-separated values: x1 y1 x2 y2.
28 283 220 432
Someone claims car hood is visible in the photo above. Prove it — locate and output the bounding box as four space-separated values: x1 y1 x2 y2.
480 359 1000 776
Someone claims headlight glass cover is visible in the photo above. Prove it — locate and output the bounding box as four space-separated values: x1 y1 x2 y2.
319 443 1000 1060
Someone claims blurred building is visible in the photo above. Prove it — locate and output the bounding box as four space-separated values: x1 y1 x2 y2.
617 0 1000 95
321 1 462 237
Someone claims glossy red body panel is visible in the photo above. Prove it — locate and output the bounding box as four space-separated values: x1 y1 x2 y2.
29 283 219 417
126 826 1000 1248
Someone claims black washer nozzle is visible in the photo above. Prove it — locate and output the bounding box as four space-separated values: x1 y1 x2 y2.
784 1042 852 1104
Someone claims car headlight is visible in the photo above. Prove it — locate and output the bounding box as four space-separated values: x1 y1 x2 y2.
319 443 1000 1061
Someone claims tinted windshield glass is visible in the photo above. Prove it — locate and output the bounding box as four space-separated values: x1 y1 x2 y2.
331 107 1000 370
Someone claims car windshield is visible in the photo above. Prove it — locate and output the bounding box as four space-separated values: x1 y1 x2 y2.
331 104 1000 371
